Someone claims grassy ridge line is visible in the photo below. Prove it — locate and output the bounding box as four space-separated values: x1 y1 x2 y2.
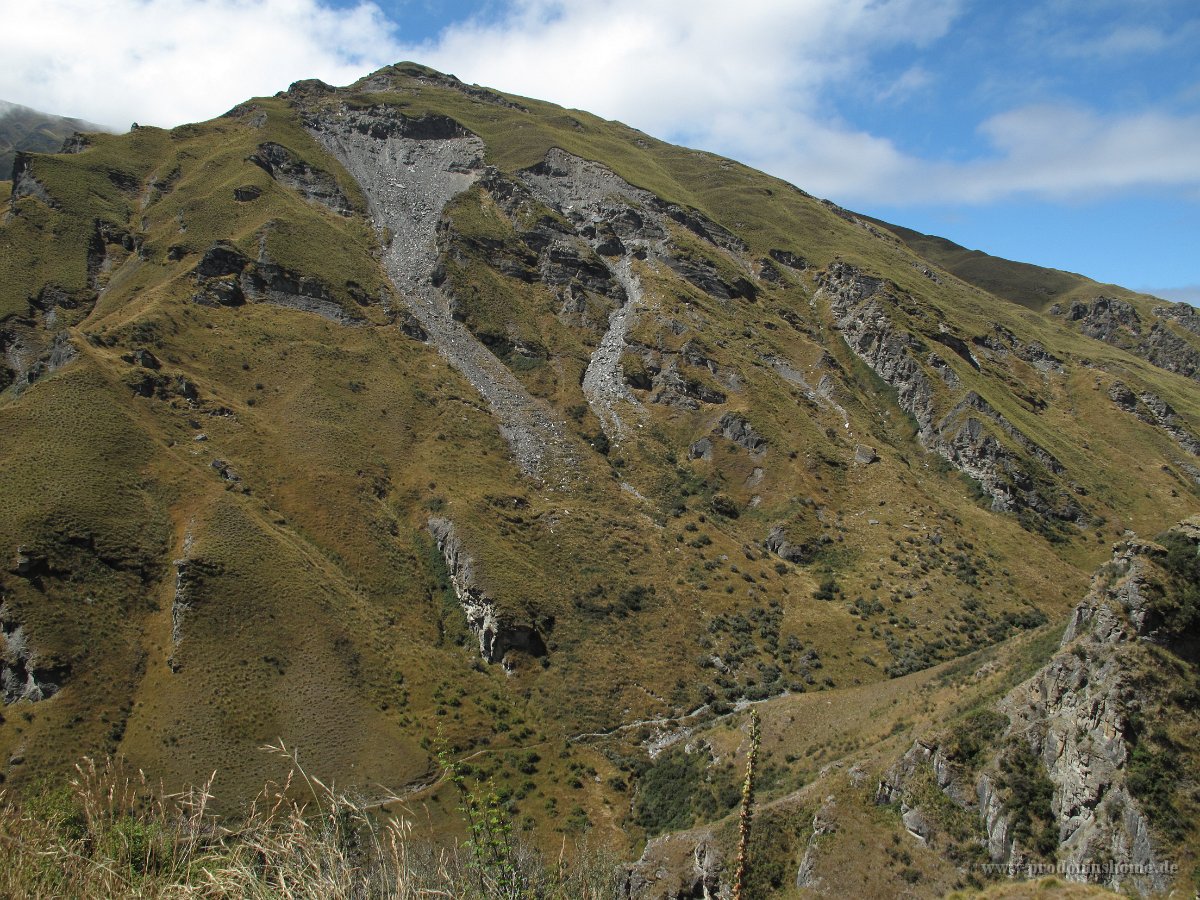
856 214 1132 312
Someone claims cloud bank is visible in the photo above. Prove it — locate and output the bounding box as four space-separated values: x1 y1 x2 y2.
6 0 1200 210
4 0 403 129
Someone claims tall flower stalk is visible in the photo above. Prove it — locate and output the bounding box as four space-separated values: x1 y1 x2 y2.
732 708 760 900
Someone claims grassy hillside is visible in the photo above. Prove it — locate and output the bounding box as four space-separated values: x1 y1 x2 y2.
856 215 1136 312
1 62 1197 896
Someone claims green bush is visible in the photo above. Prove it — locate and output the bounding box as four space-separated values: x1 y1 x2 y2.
998 740 1057 858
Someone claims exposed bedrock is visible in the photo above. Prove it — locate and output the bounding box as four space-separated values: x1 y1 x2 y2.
304 105 581 484
248 141 353 215
428 518 547 665
1109 380 1200 459
1052 297 1200 382
0 609 69 704
876 526 1197 897
190 241 370 324
822 262 1085 524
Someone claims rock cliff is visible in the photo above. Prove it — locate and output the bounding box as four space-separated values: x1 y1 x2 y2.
878 518 1200 895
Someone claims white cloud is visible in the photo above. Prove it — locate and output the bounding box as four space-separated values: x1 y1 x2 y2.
876 65 933 103
408 0 959 140
6 0 1200 212
3 0 405 128
1062 25 1171 57
402 3 1200 206
844 104 1200 205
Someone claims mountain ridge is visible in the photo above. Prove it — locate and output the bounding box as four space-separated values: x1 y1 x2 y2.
0 61 1197 897
0 98 111 180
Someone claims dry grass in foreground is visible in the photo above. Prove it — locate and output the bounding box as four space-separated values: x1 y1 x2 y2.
0 742 622 899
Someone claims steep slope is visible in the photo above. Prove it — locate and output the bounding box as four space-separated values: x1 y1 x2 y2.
862 213 1200 384
0 61 1197 892
626 519 1199 898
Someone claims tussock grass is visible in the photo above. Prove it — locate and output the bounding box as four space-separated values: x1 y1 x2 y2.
0 743 623 899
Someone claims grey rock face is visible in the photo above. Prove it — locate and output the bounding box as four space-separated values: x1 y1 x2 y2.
191 241 368 323
1153 302 1200 336
1064 296 1142 337
2 324 77 395
879 531 1190 896
516 148 660 443
715 412 766 454
1055 297 1200 382
853 444 878 465
973 324 1063 374
1 610 68 704
515 146 759 435
249 141 353 214
795 795 837 889
766 356 851 428
428 518 547 665
1108 380 1200 459
662 255 756 302
624 829 724 900
306 106 582 485
822 262 1083 524
10 152 56 206
763 524 829 565
768 248 809 270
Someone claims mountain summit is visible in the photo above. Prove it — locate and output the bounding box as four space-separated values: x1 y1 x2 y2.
1 63 1197 896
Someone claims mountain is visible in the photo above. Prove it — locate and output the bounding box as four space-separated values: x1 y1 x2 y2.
856 215 1129 312
1 62 1197 897
0 99 110 181
862 215 1200 382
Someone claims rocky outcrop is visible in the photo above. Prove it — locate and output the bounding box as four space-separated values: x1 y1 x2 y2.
354 63 529 111
1109 381 1200 458
823 263 1083 524
768 248 809 271
662 255 756 302
1061 296 1142 339
795 796 837 889
1153 302 1200 336
1 609 68 704
516 147 757 429
630 350 728 409
514 149 665 442
714 412 766 454
972 324 1063 374
766 355 850 428
190 241 368 324
853 444 878 464
304 105 582 484
10 153 56 207
763 524 830 565
624 830 724 900
248 141 353 215
1052 297 1200 382
428 518 547 665
821 262 935 432
878 526 1198 896
1 325 77 395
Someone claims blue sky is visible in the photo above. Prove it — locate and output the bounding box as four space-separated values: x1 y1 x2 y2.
5 0 1199 301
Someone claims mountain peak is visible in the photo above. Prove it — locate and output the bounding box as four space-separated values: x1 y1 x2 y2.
1 64 1197 897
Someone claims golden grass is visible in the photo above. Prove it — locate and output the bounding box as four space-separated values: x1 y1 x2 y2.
0 744 623 899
